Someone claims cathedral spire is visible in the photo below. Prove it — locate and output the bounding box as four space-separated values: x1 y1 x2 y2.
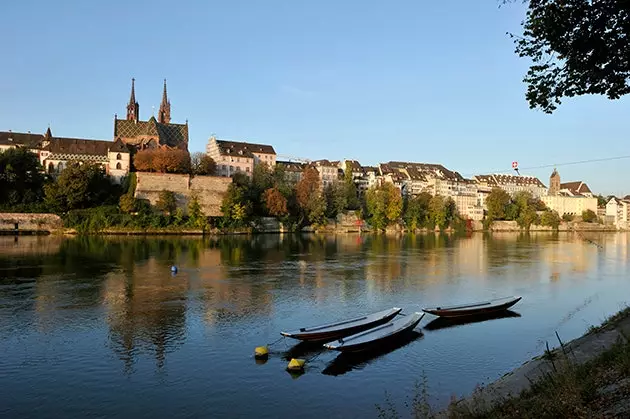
126 78 139 122
158 78 171 124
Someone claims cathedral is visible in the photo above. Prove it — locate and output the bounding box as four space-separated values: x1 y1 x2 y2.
113 79 189 151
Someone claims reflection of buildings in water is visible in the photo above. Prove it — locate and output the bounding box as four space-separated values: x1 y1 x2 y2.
194 247 274 327
103 257 188 371
540 235 598 280
600 233 629 275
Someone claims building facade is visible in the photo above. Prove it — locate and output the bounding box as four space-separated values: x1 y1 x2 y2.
206 136 276 178
0 128 130 182
606 197 630 229
473 174 548 198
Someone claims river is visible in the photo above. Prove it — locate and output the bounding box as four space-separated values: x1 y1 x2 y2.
0 232 628 418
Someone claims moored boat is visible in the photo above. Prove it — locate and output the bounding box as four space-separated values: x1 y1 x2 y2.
323 312 424 353
422 296 522 318
280 307 402 343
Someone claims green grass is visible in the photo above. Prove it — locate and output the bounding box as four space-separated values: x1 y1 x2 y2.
378 308 630 419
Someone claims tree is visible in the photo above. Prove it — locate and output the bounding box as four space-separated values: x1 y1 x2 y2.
344 161 360 210
296 167 327 225
220 184 251 227
485 188 511 221
44 161 115 212
156 190 177 215
191 152 216 176
403 192 431 230
582 209 597 223
324 182 347 218
365 182 403 231
119 194 137 213
187 193 207 229
509 0 630 113
133 149 191 173
428 195 457 230
514 191 539 229
251 162 274 214
562 213 575 222
263 187 288 217
0 147 45 207
541 210 561 229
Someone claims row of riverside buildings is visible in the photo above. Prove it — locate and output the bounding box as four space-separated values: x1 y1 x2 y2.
2 80 627 227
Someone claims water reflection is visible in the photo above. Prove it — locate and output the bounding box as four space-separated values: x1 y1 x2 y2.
321 330 424 376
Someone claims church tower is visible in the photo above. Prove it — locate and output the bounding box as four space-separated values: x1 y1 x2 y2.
126 78 140 121
549 168 560 195
158 79 171 124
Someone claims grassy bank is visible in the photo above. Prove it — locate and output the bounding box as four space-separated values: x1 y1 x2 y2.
377 307 630 419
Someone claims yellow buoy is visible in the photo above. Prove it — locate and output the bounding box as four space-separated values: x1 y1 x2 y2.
287 358 306 371
254 346 269 359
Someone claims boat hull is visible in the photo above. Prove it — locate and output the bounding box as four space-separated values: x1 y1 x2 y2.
281 308 402 343
423 296 521 318
324 313 424 353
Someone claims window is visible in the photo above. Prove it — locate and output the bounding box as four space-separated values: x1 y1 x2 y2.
246 167 250 172
116 162 122 170
116 153 121 160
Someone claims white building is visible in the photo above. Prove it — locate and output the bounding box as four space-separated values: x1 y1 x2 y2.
206 136 276 178
606 197 630 229
473 174 548 198
542 195 598 217
311 160 340 187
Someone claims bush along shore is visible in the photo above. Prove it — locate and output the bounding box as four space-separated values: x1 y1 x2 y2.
376 307 630 419
0 147 618 235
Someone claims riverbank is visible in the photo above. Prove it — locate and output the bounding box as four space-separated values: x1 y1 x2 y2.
440 307 630 418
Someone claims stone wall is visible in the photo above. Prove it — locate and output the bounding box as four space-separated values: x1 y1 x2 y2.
0 213 63 232
135 172 231 217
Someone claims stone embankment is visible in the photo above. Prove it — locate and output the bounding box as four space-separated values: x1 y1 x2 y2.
0 213 62 234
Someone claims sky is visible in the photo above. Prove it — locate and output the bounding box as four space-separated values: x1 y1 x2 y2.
2 0 628 195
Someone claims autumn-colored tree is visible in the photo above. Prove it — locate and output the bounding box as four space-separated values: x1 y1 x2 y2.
191 152 216 175
296 167 326 224
133 149 191 174
263 187 288 217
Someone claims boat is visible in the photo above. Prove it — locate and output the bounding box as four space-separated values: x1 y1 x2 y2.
323 312 424 353
322 330 423 376
422 296 522 318
423 310 521 331
280 307 402 343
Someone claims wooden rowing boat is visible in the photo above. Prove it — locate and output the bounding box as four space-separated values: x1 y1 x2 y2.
422 296 522 318
280 307 402 343
423 310 521 331
323 312 424 353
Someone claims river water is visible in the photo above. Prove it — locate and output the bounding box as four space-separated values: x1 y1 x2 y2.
0 233 628 418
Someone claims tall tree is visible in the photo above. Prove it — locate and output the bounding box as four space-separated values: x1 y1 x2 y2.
251 162 274 214
296 167 326 225
343 161 360 210
365 182 403 230
403 192 431 230
0 147 46 207
324 182 347 218
509 0 630 113
220 183 251 227
485 188 512 221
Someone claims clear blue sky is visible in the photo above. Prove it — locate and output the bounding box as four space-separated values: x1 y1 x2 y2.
2 0 628 195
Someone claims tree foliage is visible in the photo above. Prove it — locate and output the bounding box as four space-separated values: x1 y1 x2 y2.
486 188 512 221
324 182 347 218
220 184 251 227
190 152 216 176
403 192 431 230
365 182 403 230
156 190 177 216
133 149 191 173
582 208 598 223
541 209 561 229
44 161 116 213
263 187 288 217
510 0 630 113
296 167 326 225
0 147 46 207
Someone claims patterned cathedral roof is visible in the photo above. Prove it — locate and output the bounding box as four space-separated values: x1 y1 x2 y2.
115 116 188 148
